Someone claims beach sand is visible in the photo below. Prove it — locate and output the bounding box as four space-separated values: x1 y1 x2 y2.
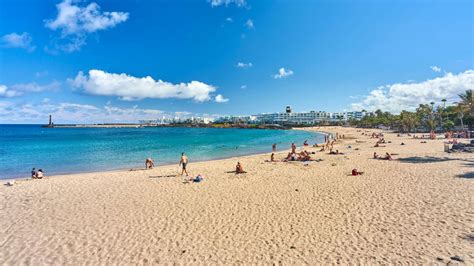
1 127 472 264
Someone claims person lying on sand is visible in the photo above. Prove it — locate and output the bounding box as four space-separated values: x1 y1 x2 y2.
374 142 386 148
373 152 379 159
298 150 312 161
329 149 344 155
352 169 363 176
236 162 247 174
383 152 393 161
192 174 204 183
145 158 155 169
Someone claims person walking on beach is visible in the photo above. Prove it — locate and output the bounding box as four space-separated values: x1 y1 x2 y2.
179 152 189 176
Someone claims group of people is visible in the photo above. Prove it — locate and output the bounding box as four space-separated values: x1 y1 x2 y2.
283 150 314 162
30 168 44 179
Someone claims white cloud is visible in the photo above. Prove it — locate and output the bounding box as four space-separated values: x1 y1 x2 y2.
11 81 61 92
430 66 442 73
245 19 254 29
215 94 229 103
351 70 474 113
0 85 20 98
273 67 294 79
236 62 252 69
209 0 247 7
0 81 59 98
1 32 36 52
71 69 217 102
175 111 193 116
226 17 234 22
240 85 247 89
44 0 129 52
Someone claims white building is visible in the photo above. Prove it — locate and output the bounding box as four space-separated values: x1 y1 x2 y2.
252 108 368 125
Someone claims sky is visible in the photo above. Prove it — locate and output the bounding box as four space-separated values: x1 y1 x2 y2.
0 0 473 124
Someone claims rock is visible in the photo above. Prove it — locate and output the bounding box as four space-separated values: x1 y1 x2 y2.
450 255 464 262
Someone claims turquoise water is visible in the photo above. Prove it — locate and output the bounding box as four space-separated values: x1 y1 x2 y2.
0 125 323 179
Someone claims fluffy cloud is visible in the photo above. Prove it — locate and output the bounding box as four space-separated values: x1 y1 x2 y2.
0 85 20 98
236 62 252 69
45 0 129 52
71 69 221 102
225 17 234 22
273 67 294 79
0 81 60 97
245 19 254 29
209 0 247 7
351 70 474 113
1 32 36 52
215 94 229 103
430 66 442 73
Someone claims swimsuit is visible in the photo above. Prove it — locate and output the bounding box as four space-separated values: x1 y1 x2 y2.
182 162 187 169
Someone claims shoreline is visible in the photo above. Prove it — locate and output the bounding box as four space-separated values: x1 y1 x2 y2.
1 128 326 182
1 126 472 264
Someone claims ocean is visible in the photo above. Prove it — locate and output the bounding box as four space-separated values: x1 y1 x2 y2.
0 125 323 179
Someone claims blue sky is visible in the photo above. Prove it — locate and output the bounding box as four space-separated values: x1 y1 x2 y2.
0 0 472 123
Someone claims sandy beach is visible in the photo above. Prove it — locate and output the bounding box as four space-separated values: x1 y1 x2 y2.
1 126 472 264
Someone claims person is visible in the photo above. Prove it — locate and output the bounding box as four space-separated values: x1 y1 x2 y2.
303 140 308 146
236 162 246 174
270 153 275 162
384 152 393 161
145 158 155 169
352 169 363 176
36 169 44 179
291 143 296 153
272 143 277 152
31 168 37 179
373 152 379 159
193 174 204 183
179 152 189 176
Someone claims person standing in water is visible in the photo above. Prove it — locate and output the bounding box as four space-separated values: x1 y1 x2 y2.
179 152 189 176
272 143 277 152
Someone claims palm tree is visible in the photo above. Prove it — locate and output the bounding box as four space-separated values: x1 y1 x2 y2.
441 98 447 121
458 90 473 131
